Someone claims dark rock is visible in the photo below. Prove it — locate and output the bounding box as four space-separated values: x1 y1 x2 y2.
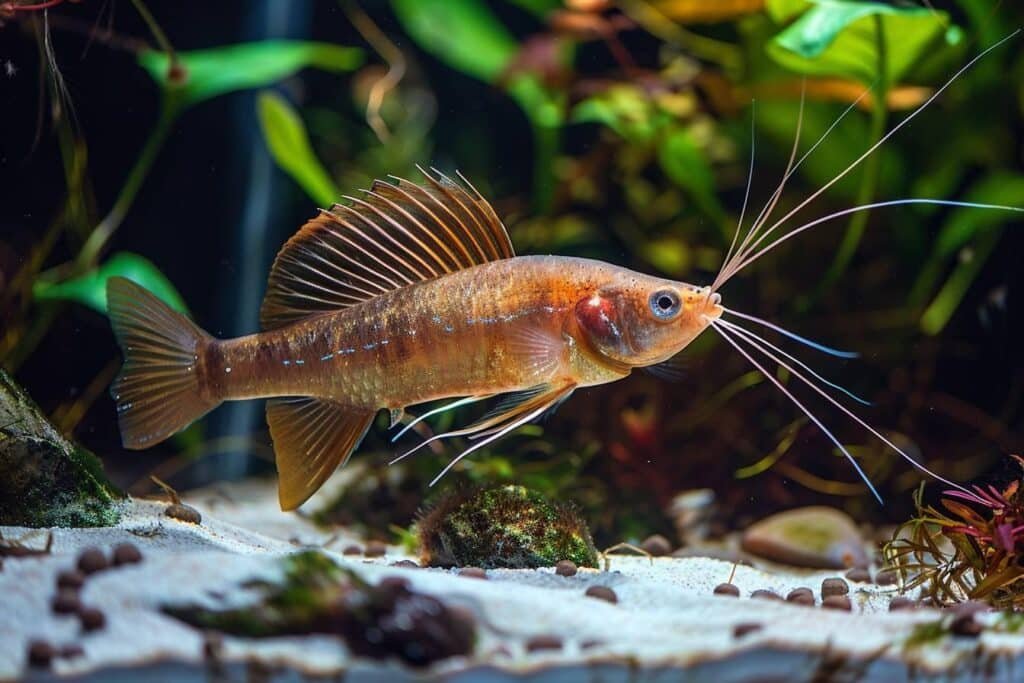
555 560 578 577
0 371 122 527
740 506 867 569
56 569 85 590
418 485 598 569
59 644 84 659
79 607 106 632
888 597 916 611
639 534 672 557
821 578 849 598
951 614 984 637
458 567 487 579
874 569 898 586
751 589 782 601
342 544 363 556
733 622 762 638
525 635 563 652
389 560 419 569
27 640 54 668
76 547 108 575
713 583 740 597
584 585 618 603
165 503 201 524
844 567 871 583
822 595 852 611
112 543 142 565
51 589 81 614
786 587 815 606
364 541 387 558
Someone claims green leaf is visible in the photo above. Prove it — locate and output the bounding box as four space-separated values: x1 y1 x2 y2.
34 252 188 316
767 1 951 83
257 91 339 207
391 0 517 82
657 127 724 220
139 41 363 108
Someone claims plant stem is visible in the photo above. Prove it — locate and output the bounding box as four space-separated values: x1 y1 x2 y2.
76 98 177 269
807 15 889 304
127 0 178 69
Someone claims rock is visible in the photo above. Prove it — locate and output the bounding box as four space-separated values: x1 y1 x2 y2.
51 589 81 615
713 583 740 597
751 589 783 601
77 547 109 575
888 597 916 611
845 567 871 583
555 560 578 577
458 567 487 580
786 587 815 606
639 534 672 557
733 622 762 638
740 506 867 569
526 635 563 652
112 543 142 565
821 578 849 599
56 569 85 590
584 586 618 603
822 595 852 611
26 640 54 668
417 485 598 569
165 503 201 524
364 540 387 558
0 371 122 527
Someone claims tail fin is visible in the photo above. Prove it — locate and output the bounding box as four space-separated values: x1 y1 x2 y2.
107 277 219 449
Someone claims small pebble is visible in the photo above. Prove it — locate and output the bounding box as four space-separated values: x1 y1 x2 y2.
584 585 618 603
874 569 898 586
56 570 85 590
389 559 419 569
821 595 852 611
79 607 106 632
580 639 604 650
458 567 487 580
27 640 54 668
525 635 563 652
750 589 782 601
713 583 740 597
364 541 387 558
845 567 871 583
342 544 363 556
377 576 411 593
951 614 984 637
165 503 202 524
786 587 815 606
821 578 849 598
112 543 143 566
51 589 81 615
76 547 108 575
59 644 85 659
639 534 672 557
555 560 578 577
733 622 763 638
888 597 916 611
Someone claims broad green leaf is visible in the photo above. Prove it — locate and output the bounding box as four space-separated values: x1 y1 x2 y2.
257 91 339 207
658 127 724 220
139 41 363 108
391 0 517 82
34 252 188 315
767 1 951 84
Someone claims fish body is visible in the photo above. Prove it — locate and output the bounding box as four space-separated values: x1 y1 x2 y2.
108 171 721 509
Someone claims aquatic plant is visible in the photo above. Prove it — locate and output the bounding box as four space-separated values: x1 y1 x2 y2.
886 457 1024 609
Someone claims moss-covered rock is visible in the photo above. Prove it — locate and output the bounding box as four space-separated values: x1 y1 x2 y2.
417 484 598 569
0 370 123 527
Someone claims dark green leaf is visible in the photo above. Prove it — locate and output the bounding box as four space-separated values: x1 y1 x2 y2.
257 92 339 207
34 252 188 315
658 127 724 220
139 41 363 108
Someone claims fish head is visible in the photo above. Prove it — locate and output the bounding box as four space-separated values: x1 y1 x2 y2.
573 269 723 368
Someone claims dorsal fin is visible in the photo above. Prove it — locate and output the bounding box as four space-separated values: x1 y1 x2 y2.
260 168 514 329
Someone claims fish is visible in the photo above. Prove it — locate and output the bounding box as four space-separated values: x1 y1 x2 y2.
107 170 723 510
109 34 1024 512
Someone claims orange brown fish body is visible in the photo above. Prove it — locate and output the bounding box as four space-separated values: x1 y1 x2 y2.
107 171 722 509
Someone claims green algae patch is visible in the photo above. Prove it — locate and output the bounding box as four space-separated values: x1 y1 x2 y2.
165 551 476 667
417 484 599 569
0 371 123 527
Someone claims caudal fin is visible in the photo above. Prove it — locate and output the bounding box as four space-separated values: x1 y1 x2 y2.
107 277 219 449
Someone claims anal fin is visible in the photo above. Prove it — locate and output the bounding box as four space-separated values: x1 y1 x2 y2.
266 398 374 510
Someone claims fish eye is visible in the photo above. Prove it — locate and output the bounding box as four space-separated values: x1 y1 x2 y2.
649 289 682 320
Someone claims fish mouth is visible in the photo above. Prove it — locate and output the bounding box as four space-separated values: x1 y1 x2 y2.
699 289 724 321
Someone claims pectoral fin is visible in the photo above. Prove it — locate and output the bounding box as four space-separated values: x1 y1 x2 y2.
266 398 374 510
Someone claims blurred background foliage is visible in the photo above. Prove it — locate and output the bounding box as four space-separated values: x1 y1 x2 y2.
1 0 1022 543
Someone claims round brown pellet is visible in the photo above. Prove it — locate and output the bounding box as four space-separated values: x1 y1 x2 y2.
59 644 85 659
733 622 763 638
821 578 849 598
713 583 740 597
822 595 852 611
79 607 106 632
951 614 984 637
364 541 387 558
888 597 915 611
786 587 815 606
525 635 563 652
458 567 487 579
389 559 419 569
27 640 54 668
112 543 142 566
52 589 81 615
56 570 85 591
584 585 618 603
342 544 363 556
845 567 871 583
874 569 898 586
639 534 672 557
165 503 202 524
555 560 578 577
751 589 782 601
76 548 108 575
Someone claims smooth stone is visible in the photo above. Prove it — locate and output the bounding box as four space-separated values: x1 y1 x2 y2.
740 506 868 569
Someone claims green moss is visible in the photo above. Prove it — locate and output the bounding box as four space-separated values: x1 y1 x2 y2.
417 484 598 569
0 371 123 527
904 620 948 649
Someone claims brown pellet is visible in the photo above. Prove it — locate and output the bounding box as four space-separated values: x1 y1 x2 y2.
874 569 898 586
822 595 852 611
342 544 363 556
27 640 54 668
56 570 85 591
844 567 871 583
112 543 142 566
821 578 849 598
786 587 815 606
751 589 782 601
79 607 106 632
525 635 563 652
364 541 387 558
389 559 419 569
951 614 984 637
76 548 108 575
458 567 487 579
59 644 85 659
52 589 81 615
639 534 672 557
713 583 740 597
733 622 763 638
584 585 618 603
555 560 578 577
165 503 202 524
888 597 916 611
